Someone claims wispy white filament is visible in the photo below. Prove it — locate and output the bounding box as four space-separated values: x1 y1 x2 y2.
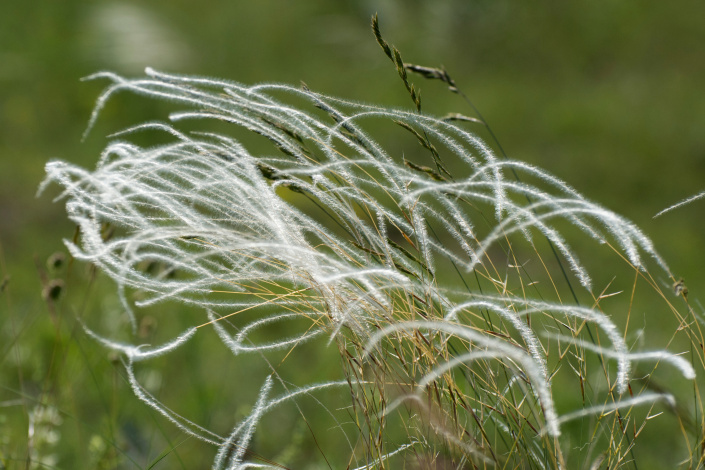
655 190 705 218
552 392 675 431
214 376 273 470
546 333 695 380
83 323 197 361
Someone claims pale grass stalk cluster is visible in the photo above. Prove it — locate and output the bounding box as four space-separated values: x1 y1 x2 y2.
40 67 700 468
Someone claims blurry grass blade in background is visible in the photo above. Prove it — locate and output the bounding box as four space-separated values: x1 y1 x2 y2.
83 2 192 73
39 58 704 467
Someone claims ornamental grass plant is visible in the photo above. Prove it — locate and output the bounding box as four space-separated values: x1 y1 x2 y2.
38 16 705 469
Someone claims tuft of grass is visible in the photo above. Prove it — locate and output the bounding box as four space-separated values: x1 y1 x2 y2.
38 17 705 469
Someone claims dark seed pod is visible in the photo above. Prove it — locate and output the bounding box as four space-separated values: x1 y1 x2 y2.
46 252 66 271
42 279 64 301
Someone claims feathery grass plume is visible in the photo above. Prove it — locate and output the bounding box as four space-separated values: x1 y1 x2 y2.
214 375 273 469
655 189 705 218
543 333 695 380
40 51 704 468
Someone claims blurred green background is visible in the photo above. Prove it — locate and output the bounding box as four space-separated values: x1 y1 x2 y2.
2 0 704 468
